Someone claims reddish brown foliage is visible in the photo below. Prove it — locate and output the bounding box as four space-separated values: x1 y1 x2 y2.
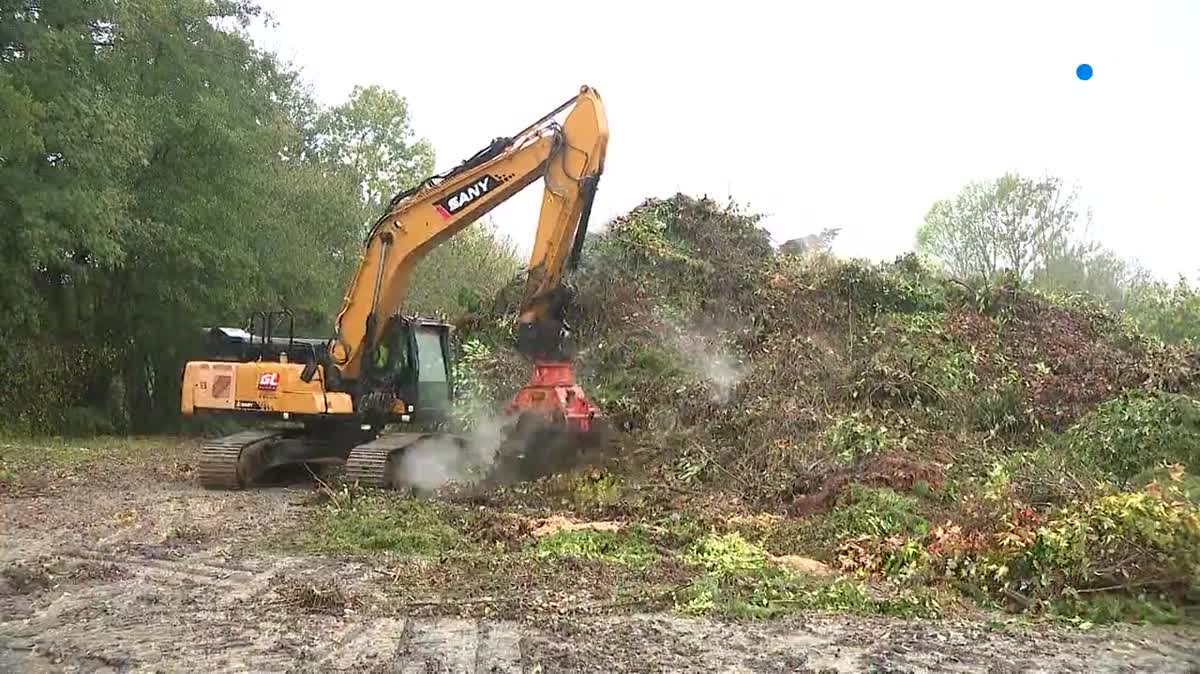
790 453 945 517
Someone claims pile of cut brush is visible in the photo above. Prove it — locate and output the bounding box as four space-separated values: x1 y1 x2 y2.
455 193 1200 616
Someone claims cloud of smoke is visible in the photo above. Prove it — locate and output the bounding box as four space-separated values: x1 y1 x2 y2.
393 413 512 491
693 348 747 404
662 317 749 404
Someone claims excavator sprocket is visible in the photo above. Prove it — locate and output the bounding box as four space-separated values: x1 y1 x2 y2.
198 429 282 490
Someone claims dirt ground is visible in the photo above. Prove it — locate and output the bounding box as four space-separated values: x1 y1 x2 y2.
2 440 1199 673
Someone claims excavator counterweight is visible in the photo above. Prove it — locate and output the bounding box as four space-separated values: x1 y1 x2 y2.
180 86 611 490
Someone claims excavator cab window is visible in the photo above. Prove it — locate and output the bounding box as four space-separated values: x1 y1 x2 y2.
369 323 410 377
411 322 453 418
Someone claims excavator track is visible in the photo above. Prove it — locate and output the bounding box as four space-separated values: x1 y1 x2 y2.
198 429 282 490
344 433 430 488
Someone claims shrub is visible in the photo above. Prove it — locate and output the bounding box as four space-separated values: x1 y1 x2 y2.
1062 390 1200 483
995 446 1104 507
1009 486 1200 600
0 336 123 435
846 480 1200 608
970 376 1031 435
1125 276 1200 345
452 338 499 427
811 255 947 318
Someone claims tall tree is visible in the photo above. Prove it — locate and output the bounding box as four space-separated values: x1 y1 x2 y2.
1035 242 1151 309
0 0 366 432
311 85 521 322
1124 275 1200 345
313 84 435 216
916 173 1084 282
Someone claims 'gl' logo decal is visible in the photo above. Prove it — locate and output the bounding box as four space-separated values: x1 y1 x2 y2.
258 372 280 391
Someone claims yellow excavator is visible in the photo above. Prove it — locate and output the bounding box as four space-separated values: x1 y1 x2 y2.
181 85 609 489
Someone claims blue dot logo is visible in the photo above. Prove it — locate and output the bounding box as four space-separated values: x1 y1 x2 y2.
1076 63 1093 80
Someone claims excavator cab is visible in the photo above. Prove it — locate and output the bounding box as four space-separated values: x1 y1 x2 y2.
364 316 454 423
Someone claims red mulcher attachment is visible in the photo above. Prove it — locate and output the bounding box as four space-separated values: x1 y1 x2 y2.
505 361 600 432
493 360 611 482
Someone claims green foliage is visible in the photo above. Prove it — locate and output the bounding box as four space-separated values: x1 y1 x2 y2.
675 534 795 617
970 375 1029 435
851 312 984 416
0 0 377 432
313 84 435 214
1132 466 1200 505
406 222 522 318
822 414 899 465
570 471 624 510
583 341 690 432
1062 390 1200 483
1125 276 1200 345
676 574 722 614
1050 594 1187 625
451 338 498 426
992 446 1104 507
917 173 1157 312
797 254 948 320
579 194 772 321
675 533 940 619
1010 487 1200 600
801 579 943 618
0 339 118 435
310 495 467 554
678 574 940 620
723 516 826 558
0 1 520 435
1044 290 1150 350
432 190 1200 621
606 201 698 267
841 479 1200 614
824 486 929 539
683 533 771 577
533 529 657 568
1035 244 1150 311
945 272 1023 322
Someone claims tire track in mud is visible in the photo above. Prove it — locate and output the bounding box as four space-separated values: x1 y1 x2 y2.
3 479 1200 672
1 534 530 673
56 547 303 607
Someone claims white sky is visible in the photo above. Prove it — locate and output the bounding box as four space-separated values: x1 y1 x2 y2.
249 1 1200 280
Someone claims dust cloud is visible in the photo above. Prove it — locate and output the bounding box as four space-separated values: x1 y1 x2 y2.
663 318 749 404
394 414 511 491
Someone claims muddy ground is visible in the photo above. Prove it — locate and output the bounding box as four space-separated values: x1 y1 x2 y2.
1 439 1198 673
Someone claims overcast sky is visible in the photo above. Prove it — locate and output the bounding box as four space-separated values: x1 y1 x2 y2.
249 1 1200 280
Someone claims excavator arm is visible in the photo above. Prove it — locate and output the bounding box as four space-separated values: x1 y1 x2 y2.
327 86 608 383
